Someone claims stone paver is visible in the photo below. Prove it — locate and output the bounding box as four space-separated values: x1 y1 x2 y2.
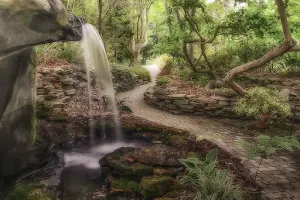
118 65 300 200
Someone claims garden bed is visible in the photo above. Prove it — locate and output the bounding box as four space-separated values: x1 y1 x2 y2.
7 113 262 200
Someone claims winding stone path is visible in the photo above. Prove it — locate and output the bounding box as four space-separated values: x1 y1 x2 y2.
118 64 300 200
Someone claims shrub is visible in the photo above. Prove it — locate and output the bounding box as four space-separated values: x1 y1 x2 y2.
234 87 292 120
179 148 243 200
36 42 83 64
160 54 173 68
130 66 151 81
157 77 169 85
265 52 300 75
111 64 137 92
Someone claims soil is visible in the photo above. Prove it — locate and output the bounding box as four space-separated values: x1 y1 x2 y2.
158 72 210 97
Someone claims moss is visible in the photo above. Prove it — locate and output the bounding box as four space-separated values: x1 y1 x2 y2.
36 102 51 119
28 116 37 146
101 148 153 176
140 176 174 198
8 184 56 200
111 177 140 192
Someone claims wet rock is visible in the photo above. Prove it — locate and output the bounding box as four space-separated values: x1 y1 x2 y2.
100 147 153 176
132 145 184 167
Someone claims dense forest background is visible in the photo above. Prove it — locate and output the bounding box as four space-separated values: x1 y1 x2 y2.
37 0 300 87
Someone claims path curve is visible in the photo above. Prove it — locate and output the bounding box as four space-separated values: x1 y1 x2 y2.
118 64 300 200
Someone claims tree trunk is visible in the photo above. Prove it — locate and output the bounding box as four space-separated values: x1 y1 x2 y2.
200 43 216 80
183 42 197 72
225 0 299 95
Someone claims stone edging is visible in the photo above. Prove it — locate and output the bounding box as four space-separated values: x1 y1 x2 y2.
144 86 239 118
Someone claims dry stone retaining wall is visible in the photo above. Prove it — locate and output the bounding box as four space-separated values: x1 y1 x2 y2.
144 86 239 117
144 76 300 119
36 64 149 115
36 65 89 114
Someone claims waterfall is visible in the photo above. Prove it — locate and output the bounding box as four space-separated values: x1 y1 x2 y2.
82 24 122 142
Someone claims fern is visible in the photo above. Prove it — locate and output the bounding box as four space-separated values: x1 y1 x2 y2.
237 135 300 181
238 135 300 159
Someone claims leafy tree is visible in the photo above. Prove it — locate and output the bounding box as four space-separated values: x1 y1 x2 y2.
225 0 300 95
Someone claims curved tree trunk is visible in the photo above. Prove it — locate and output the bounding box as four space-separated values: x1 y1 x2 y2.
225 0 300 95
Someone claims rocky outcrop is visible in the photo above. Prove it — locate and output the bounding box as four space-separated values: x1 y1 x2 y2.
0 0 83 196
99 144 185 199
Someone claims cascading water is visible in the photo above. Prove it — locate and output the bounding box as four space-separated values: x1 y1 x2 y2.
82 24 122 142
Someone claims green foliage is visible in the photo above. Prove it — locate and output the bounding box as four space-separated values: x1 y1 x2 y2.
36 102 52 119
117 98 133 113
36 42 83 64
158 54 174 69
266 52 300 75
157 77 170 85
234 87 292 120
179 148 243 200
130 66 151 81
176 68 209 86
237 135 300 159
111 64 137 92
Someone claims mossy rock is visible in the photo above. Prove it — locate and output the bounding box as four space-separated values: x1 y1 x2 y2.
140 176 174 198
100 147 153 176
8 184 56 200
110 177 140 192
153 167 184 176
132 144 184 167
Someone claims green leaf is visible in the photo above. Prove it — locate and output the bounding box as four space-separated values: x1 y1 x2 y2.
204 161 216 174
179 157 200 170
206 148 218 163
180 176 193 184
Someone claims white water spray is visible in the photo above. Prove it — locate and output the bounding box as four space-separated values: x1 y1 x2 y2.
82 24 122 142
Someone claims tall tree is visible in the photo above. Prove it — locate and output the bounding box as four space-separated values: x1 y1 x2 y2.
130 0 154 66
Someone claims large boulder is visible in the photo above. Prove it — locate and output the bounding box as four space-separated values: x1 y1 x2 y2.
132 145 184 167
0 0 83 56
100 147 154 176
0 0 84 197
